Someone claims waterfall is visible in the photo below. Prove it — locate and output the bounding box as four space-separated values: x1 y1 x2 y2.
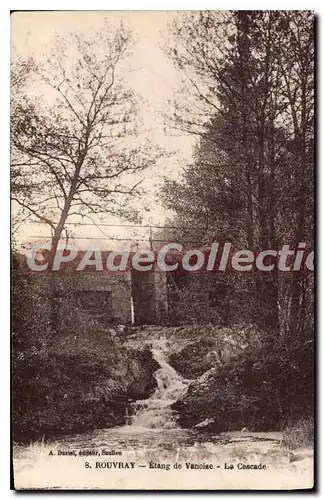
129 341 190 430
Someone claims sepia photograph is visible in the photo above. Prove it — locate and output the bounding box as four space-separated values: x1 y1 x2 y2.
11 10 315 490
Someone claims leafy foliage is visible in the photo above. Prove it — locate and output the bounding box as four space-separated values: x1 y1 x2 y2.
162 10 314 341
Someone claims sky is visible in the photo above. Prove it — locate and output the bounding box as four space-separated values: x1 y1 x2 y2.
11 11 196 248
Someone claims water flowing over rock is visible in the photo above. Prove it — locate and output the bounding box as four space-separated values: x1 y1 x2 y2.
127 341 190 431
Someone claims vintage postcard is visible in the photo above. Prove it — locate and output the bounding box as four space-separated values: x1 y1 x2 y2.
11 10 314 490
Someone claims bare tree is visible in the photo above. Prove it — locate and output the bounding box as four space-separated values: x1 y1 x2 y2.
11 21 161 248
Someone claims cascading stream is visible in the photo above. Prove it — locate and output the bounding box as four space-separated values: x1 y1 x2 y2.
129 341 190 431
36 335 285 469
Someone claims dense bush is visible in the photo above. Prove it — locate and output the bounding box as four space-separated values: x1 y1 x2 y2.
13 334 159 442
173 338 314 433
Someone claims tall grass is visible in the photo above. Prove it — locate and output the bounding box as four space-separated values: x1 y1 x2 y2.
282 418 314 450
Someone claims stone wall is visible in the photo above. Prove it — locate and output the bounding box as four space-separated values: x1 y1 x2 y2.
29 271 132 330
